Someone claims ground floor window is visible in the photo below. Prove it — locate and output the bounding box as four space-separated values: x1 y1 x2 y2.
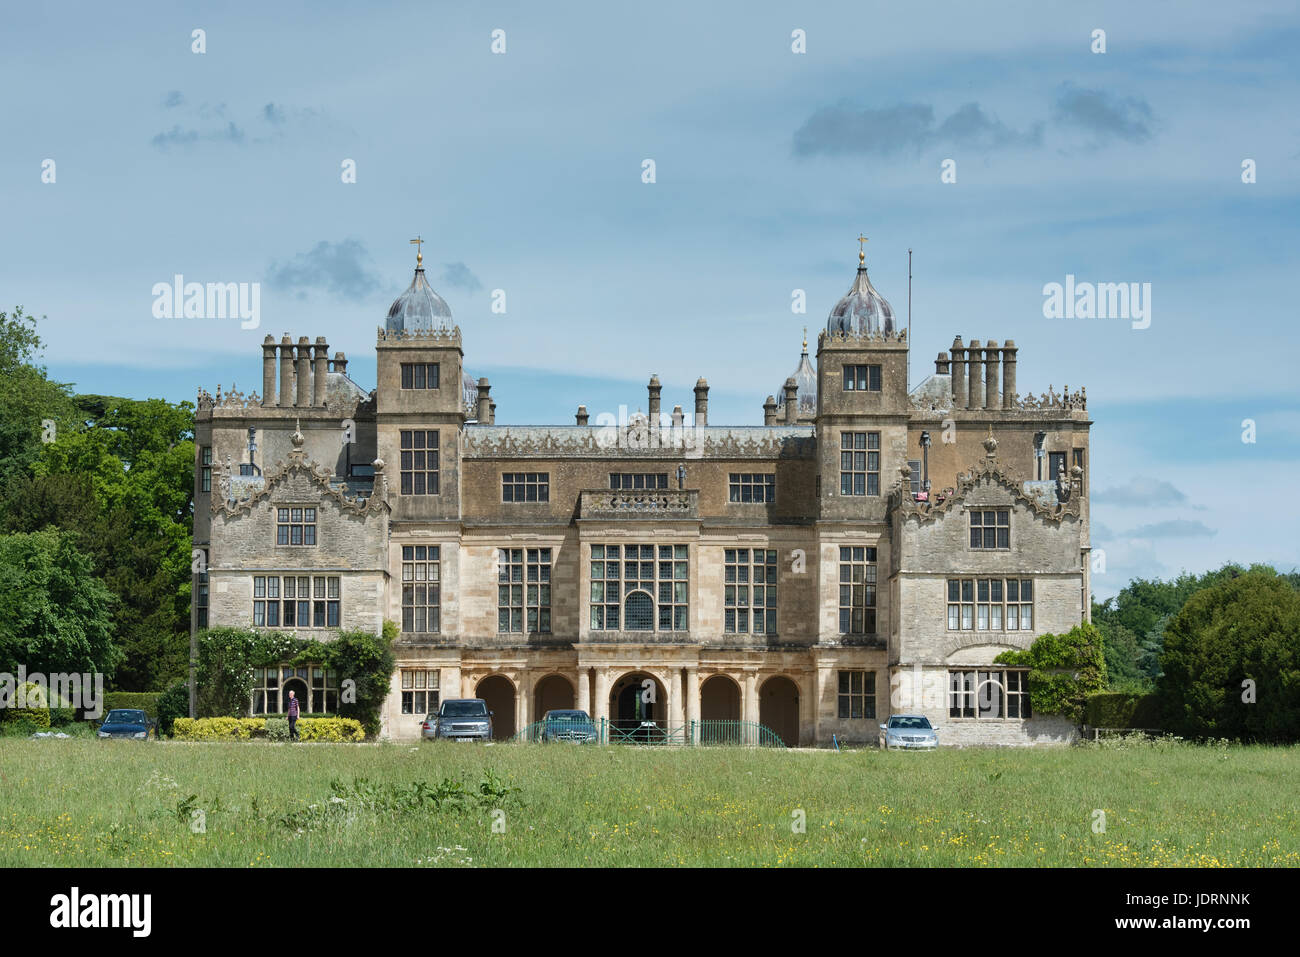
837 670 875 719
252 664 338 714
401 669 440 715
948 669 1031 719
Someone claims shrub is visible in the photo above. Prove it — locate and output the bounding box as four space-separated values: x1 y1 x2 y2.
297 718 365 743
1 682 52 730
155 682 189 737
102 692 163 720
265 718 289 741
171 717 263 741
1086 692 1162 729
996 623 1108 723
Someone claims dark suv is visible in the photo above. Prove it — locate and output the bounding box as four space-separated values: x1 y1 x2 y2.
424 698 493 742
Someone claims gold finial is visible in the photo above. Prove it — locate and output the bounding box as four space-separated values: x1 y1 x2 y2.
857 234 868 265
802 326 808 352
410 236 424 268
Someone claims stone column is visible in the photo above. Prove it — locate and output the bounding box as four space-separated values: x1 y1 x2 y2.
814 663 832 745
594 668 610 727
516 672 531 732
693 378 709 427
442 666 461 708
1001 340 1018 408
799 671 816 747
577 669 590 715
950 336 966 408
744 671 758 725
966 339 983 409
262 335 277 406
984 339 1000 410
278 334 294 407
686 667 700 742
670 669 684 730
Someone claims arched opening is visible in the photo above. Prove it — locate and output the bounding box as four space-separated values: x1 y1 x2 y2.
699 674 742 744
609 671 667 742
533 673 575 718
624 591 654 631
760 675 800 747
282 677 308 716
475 675 516 740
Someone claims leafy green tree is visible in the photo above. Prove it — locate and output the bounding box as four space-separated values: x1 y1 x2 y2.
0 307 76 482
0 530 121 677
996 623 1108 722
1158 569 1300 742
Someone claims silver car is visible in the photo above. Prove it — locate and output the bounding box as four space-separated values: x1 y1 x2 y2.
880 714 938 750
426 698 493 742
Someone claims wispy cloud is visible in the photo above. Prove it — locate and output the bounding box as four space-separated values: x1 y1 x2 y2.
150 97 321 150
1052 83 1154 145
161 90 184 109
792 101 1041 158
1125 519 1216 539
1093 476 1189 507
266 239 381 302
440 262 482 292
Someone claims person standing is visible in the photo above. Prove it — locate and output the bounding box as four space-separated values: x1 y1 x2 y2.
287 689 300 741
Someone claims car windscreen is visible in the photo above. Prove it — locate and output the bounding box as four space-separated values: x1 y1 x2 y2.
105 711 146 723
441 701 488 717
546 712 589 721
890 717 931 729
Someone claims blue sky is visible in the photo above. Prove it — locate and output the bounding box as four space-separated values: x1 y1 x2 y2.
2 0 1297 597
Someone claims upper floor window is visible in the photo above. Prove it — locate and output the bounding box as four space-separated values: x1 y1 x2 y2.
401 545 440 633
253 574 340 628
400 363 440 389
503 472 550 502
400 430 440 495
724 548 777 634
840 431 880 496
610 473 668 490
947 578 1033 631
590 544 688 631
969 509 1010 549
1048 451 1067 482
843 364 881 392
729 473 774 503
200 446 212 493
276 507 317 546
498 547 552 633
838 546 877 635
195 552 209 629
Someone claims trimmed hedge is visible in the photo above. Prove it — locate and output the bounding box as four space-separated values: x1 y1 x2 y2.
1 682 52 730
171 716 364 742
1087 692 1162 729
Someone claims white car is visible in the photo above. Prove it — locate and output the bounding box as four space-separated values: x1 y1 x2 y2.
879 714 938 750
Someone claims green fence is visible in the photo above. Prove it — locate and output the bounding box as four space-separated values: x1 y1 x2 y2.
509 718 787 747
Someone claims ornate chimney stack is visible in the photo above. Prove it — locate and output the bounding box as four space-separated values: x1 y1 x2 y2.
476 378 492 422
262 335 277 406
984 339 1000 410
333 351 348 376
672 404 684 429
1001 340 1017 409
295 336 311 407
966 339 984 410
488 401 496 425
763 395 778 426
312 336 328 407
694 378 709 427
575 405 589 426
935 351 950 375
278 333 294 407
648 375 661 422
950 336 967 407
783 377 799 425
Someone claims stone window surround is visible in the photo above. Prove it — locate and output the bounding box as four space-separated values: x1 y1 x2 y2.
400 362 440 390
497 547 553 634
728 472 775 504
252 573 340 628
401 668 440 715
502 472 550 503
251 663 339 715
947 668 1031 720
837 669 876 719
946 577 1034 632
275 505 317 546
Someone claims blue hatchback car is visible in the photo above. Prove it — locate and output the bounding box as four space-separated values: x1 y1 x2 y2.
97 709 152 740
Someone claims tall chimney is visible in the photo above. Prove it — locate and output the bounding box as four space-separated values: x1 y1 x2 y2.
672 404 684 429
648 375 661 422
1001 340 1017 409
295 336 311 407
279 334 294 407
950 337 967 408
984 339 1000 410
935 351 950 375
694 378 709 427
262 335 276 406
763 395 778 426
333 351 348 376
576 405 589 426
477 378 492 422
488 401 496 425
966 339 984 410
783 377 799 424
312 336 328 407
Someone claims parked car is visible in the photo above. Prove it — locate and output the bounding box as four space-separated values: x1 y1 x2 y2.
879 714 938 750
425 698 493 741
97 709 152 740
539 709 598 743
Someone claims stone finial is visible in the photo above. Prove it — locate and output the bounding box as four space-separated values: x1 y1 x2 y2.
982 426 998 463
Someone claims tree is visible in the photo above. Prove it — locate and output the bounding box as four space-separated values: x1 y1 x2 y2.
0 307 76 482
995 623 1109 722
0 530 121 678
1158 569 1300 742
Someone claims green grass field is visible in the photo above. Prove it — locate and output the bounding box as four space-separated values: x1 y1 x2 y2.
1 739 1296 867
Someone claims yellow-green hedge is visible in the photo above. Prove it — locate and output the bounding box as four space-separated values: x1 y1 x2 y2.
170 716 364 742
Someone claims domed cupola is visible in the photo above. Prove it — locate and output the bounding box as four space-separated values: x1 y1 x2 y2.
777 330 818 421
827 238 895 336
385 245 453 335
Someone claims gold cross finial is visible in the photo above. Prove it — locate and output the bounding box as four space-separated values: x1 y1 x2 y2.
802 326 808 352
857 234 868 265
409 236 424 268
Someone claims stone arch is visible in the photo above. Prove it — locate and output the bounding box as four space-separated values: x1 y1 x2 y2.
609 671 668 739
533 673 576 718
699 674 742 744
759 675 800 747
474 674 517 740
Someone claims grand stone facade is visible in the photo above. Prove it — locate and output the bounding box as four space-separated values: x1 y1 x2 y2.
193 244 1093 746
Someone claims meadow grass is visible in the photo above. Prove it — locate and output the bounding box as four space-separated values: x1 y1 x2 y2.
1 739 1296 867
